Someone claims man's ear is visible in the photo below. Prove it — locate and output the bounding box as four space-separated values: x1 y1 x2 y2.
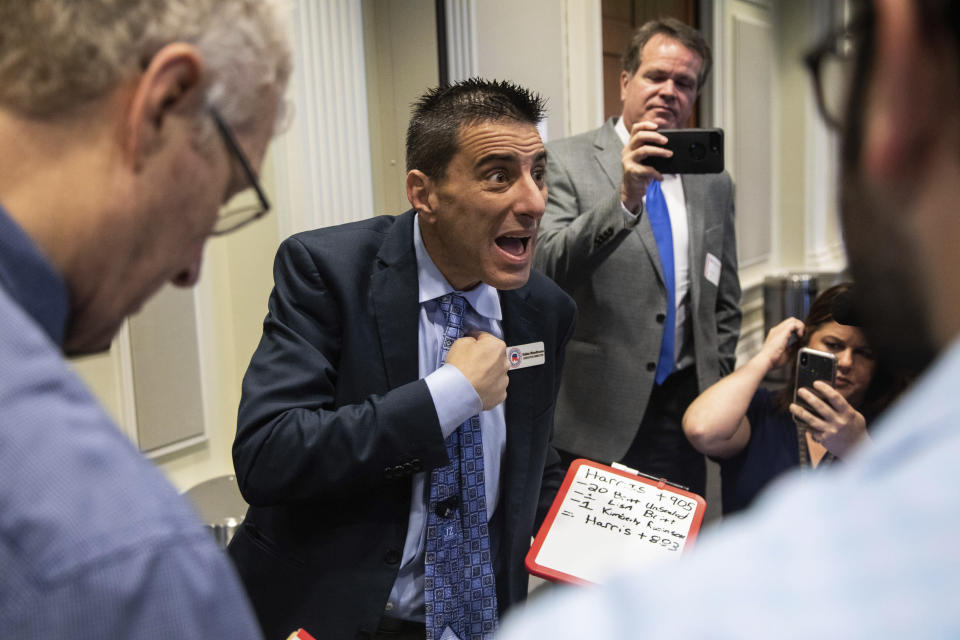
619 70 632 102
406 169 437 220
863 0 938 181
125 43 205 170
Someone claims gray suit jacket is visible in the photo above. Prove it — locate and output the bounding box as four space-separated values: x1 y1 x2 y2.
535 118 741 462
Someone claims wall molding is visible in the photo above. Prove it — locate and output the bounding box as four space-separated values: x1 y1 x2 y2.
271 0 374 240
561 0 604 136
445 0 478 82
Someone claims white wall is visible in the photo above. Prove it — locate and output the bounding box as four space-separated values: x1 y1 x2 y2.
473 0 567 141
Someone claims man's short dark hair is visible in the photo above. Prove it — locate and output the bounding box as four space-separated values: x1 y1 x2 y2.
621 18 713 91
406 78 546 180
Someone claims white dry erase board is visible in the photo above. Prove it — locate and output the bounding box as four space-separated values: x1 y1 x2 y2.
526 459 706 584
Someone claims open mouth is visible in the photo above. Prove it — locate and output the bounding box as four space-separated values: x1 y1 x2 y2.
495 234 531 258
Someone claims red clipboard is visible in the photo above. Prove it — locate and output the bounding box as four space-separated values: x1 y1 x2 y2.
526 458 706 584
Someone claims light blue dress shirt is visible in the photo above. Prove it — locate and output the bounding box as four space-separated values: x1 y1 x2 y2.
500 336 960 638
386 214 507 621
0 204 262 639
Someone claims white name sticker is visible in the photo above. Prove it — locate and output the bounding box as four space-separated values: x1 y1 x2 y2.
704 252 722 287
506 341 545 370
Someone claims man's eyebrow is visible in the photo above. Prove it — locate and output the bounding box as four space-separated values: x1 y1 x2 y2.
475 150 548 168
647 66 697 79
475 152 519 168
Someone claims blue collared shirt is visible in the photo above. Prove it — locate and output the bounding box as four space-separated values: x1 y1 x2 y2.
0 203 69 344
0 203 263 639
386 214 507 620
500 337 960 638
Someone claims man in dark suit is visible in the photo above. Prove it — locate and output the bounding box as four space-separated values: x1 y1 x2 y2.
229 79 576 640
534 18 741 496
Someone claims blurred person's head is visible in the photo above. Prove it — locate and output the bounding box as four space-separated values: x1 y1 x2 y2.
405 79 547 292
619 18 711 130
831 0 960 373
0 0 292 354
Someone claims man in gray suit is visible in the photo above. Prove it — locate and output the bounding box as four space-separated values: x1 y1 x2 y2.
535 18 741 496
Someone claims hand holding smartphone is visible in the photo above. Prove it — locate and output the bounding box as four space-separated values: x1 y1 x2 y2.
793 347 837 418
644 129 725 174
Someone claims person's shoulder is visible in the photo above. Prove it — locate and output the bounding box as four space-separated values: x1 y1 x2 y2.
0 356 228 588
276 211 415 275
0 315 205 579
287 211 410 249
523 270 576 315
1 485 257 637
547 129 596 152
547 120 614 155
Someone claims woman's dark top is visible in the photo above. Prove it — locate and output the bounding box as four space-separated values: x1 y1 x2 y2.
718 388 800 515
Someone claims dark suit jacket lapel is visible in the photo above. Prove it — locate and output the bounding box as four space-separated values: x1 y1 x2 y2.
497 286 539 531
371 210 421 388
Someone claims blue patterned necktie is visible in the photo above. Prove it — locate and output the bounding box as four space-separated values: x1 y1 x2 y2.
646 180 675 385
424 293 498 639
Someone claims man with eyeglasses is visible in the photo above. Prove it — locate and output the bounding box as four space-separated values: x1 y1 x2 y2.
500 0 960 636
0 1 290 638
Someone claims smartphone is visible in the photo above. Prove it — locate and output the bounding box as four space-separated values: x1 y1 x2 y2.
644 128 724 174
793 347 838 417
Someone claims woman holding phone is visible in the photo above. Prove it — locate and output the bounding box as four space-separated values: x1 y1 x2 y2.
682 283 900 515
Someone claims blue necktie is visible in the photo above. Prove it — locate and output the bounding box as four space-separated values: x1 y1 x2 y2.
646 180 675 385
424 294 498 639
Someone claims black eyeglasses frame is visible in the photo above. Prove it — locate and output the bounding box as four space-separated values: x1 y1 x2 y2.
803 7 874 131
207 105 271 236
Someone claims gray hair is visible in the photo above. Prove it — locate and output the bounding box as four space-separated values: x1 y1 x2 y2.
0 0 293 132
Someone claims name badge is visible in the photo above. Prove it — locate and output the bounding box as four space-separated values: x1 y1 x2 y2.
507 341 545 370
704 252 722 287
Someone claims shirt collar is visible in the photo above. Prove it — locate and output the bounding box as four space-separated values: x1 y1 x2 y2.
614 116 630 146
413 213 502 321
0 203 69 346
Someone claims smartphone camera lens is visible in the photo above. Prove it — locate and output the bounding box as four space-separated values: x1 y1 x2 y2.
800 353 808 366
709 131 721 153
689 142 706 161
